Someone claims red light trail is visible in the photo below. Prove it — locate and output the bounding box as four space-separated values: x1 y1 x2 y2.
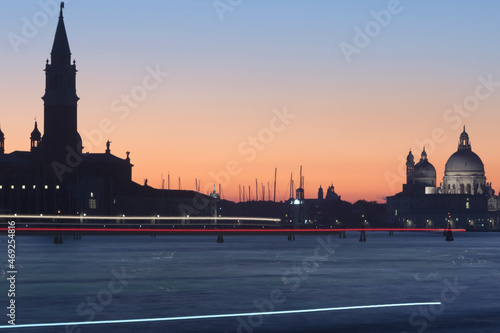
0 227 466 233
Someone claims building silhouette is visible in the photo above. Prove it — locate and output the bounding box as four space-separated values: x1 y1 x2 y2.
387 128 500 230
0 4 212 218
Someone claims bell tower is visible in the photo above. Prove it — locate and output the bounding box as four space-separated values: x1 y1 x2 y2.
0 127 4 155
30 121 42 152
42 2 81 166
406 150 415 185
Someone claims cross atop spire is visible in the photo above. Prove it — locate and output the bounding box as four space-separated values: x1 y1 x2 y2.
421 146 427 160
51 2 71 65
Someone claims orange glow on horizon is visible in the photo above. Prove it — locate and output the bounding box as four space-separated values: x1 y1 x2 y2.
3 2 500 204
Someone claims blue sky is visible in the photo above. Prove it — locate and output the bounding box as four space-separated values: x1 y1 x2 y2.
2 0 500 202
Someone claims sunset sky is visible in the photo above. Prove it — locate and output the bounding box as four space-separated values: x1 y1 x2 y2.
2 0 500 203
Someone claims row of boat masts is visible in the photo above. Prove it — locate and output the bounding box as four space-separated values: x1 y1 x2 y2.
156 166 307 202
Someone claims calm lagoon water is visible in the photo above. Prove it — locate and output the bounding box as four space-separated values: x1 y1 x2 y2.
2 232 500 332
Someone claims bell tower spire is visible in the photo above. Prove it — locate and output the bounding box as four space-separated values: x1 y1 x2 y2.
406 149 415 185
42 1 81 168
51 2 71 66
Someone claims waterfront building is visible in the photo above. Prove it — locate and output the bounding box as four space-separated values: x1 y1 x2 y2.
0 5 212 217
387 128 500 230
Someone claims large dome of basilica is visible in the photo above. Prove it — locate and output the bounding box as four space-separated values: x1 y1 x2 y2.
442 127 487 195
444 128 484 175
445 149 484 174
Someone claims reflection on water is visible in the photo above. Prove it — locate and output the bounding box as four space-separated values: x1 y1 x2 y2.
2 232 500 332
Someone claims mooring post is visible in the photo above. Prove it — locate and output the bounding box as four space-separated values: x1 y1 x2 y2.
217 232 224 243
445 223 454 242
359 226 366 242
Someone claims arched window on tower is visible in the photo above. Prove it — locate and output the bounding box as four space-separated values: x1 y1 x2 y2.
466 184 471 194
459 184 465 194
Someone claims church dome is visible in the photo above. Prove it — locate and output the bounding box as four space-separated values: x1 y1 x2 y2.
445 149 484 173
0 127 4 140
445 127 484 174
414 159 436 178
413 148 436 186
31 121 41 141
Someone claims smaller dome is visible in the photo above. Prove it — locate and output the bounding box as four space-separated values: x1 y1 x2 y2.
31 121 41 141
414 159 436 178
414 148 436 177
325 185 339 201
0 127 4 140
413 148 436 186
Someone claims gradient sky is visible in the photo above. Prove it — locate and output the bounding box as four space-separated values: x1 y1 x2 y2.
2 0 500 203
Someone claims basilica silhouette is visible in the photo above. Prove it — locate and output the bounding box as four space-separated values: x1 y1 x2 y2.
387 128 500 230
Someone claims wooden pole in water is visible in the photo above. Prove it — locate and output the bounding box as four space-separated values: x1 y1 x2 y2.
217 232 224 243
446 223 454 241
359 226 366 242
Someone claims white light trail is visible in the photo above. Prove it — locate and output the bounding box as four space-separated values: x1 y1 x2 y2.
0 214 280 222
0 302 441 329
